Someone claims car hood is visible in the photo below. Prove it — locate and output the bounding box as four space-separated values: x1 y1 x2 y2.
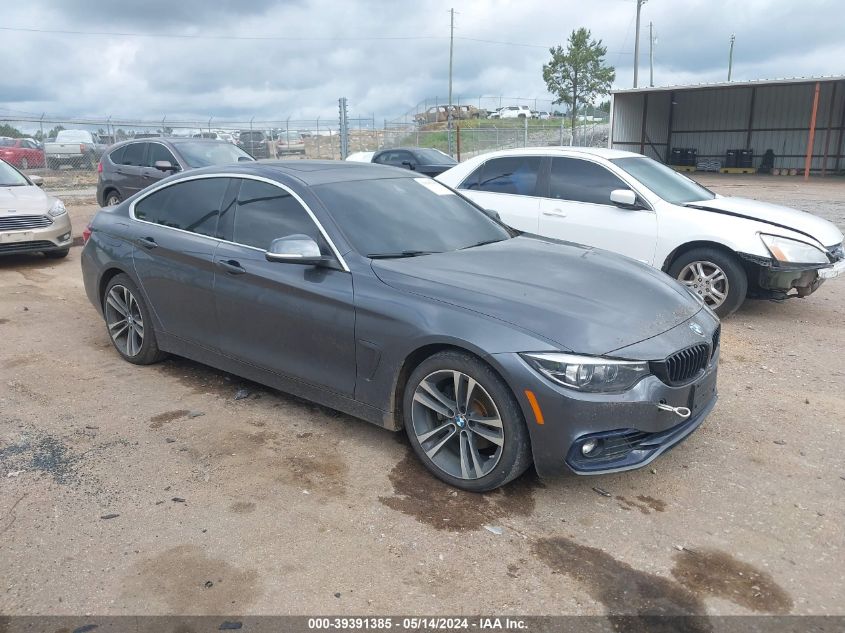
688 196 843 247
0 185 51 215
371 235 702 355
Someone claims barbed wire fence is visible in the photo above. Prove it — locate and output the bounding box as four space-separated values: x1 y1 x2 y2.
0 94 609 174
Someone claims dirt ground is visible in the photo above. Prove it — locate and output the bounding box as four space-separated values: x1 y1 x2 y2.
0 174 843 619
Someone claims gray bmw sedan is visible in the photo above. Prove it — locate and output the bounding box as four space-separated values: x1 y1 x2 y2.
81 161 719 491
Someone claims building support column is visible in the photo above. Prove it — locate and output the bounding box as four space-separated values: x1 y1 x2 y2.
804 82 821 181
664 91 675 164
821 83 837 176
639 92 649 156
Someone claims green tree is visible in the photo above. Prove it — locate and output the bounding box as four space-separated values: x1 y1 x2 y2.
47 125 65 139
543 28 615 140
0 123 24 138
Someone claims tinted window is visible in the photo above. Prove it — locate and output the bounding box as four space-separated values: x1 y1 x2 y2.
108 146 126 165
147 143 178 167
314 177 512 257
120 142 146 166
472 156 541 196
134 177 228 236
415 149 456 165
549 157 627 204
232 179 325 251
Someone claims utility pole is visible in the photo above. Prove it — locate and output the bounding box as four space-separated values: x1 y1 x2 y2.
447 7 455 155
648 21 654 87
633 0 646 87
727 33 736 81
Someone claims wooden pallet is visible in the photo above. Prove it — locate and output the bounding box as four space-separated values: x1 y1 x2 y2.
670 165 696 172
719 167 757 174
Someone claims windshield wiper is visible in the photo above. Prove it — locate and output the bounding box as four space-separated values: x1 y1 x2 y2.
367 250 437 259
460 238 505 250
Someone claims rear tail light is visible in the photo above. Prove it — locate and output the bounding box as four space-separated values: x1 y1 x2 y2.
82 223 93 244
97 161 103 173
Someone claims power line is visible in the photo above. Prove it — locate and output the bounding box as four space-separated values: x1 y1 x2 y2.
0 25 632 53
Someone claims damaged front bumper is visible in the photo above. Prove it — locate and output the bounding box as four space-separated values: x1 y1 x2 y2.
739 252 845 298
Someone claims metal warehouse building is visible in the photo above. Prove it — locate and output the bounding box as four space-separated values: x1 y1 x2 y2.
609 76 845 176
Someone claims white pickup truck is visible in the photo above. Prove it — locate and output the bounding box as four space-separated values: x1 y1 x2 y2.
44 130 108 170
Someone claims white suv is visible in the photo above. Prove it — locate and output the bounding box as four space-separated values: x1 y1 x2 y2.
498 105 535 119
437 147 844 316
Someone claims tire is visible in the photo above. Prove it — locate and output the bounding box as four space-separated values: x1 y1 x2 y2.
102 273 167 365
403 350 532 492
21 157 29 170
104 190 122 207
668 247 748 318
44 248 69 259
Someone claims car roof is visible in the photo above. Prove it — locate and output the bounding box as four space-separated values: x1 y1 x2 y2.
469 146 642 160
175 160 416 186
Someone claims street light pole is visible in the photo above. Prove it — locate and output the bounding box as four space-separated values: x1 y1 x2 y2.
649 21 654 87
728 34 736 81
633 0 646 87
447 7 455 156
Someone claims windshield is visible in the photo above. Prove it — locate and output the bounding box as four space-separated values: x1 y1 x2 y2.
611 156 715 204
416 149 457 165
0 161 30 186
174 141 254 167
314 177 513 257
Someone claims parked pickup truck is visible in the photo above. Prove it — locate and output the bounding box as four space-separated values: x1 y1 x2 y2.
45 130 108 170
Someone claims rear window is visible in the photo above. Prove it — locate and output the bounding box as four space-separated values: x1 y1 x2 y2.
460 156 542 196
134 177 228 236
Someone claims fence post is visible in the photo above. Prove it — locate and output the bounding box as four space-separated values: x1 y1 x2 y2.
524 116 528 147
456 125 461 161
338 97 349 160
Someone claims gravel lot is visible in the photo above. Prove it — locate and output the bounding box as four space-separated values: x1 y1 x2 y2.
1 174 843 618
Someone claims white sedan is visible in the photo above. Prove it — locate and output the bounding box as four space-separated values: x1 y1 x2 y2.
437 147 844 316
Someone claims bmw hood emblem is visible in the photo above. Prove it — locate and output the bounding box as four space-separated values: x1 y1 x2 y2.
689 322 705 336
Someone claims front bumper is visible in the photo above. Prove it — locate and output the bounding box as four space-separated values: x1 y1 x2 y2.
740 252 844 298
0 213 73 256
491 321 719 478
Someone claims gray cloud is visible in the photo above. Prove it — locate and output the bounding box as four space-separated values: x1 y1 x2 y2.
1 0 842 126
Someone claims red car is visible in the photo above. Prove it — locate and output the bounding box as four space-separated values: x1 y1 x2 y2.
0 138 45 169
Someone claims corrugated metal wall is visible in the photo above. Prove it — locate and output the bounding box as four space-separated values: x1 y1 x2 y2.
611 80 845 172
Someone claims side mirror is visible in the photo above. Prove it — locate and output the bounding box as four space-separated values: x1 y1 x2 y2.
29 175 44 187
610 189 639 208
154 160 178 172
401 160 416 170
266 234 331 266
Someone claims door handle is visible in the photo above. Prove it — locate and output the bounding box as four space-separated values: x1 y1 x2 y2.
136 236 157 249
542 208 567 217
217 259 245 275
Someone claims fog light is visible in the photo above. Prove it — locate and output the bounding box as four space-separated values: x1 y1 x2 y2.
581 439 598 456
59 232 71 242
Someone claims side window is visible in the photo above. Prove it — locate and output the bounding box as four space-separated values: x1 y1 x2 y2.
474 156 542 196
134 177 228 237
147 143 178 168
549 157 627 205
108 146 126 165
120 142 146 166
398 152 415 166
373 152 389 165
232 179 327 252
458 164 485 190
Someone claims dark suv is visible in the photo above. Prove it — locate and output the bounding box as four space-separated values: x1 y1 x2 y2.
238 130 271 159
96 138 253 207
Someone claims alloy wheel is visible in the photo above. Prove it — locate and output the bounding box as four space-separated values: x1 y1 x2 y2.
105 284 144 357
410 370 504 480
106 193 121 206
678 260 730 309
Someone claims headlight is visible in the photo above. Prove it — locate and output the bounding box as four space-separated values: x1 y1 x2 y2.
520 352 650 393
48 199 67 217
760 234 828 264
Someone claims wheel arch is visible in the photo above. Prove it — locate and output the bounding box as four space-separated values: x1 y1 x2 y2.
661 240 743 273
389 341 514 431
97 266 133 309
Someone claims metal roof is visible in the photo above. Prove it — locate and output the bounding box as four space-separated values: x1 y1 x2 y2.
612 75 845 95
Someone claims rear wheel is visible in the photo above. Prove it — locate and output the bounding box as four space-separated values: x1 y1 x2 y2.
104 190 122 206
403 350 532 491
103 274 166 365
669 247 748 317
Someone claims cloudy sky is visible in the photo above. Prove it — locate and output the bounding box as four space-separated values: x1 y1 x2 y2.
2 0 843 126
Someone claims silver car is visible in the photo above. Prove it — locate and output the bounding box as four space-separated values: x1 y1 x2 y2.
0 159 72 258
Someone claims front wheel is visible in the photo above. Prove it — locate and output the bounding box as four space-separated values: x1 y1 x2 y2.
669 247 748 317
403 350 532 491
